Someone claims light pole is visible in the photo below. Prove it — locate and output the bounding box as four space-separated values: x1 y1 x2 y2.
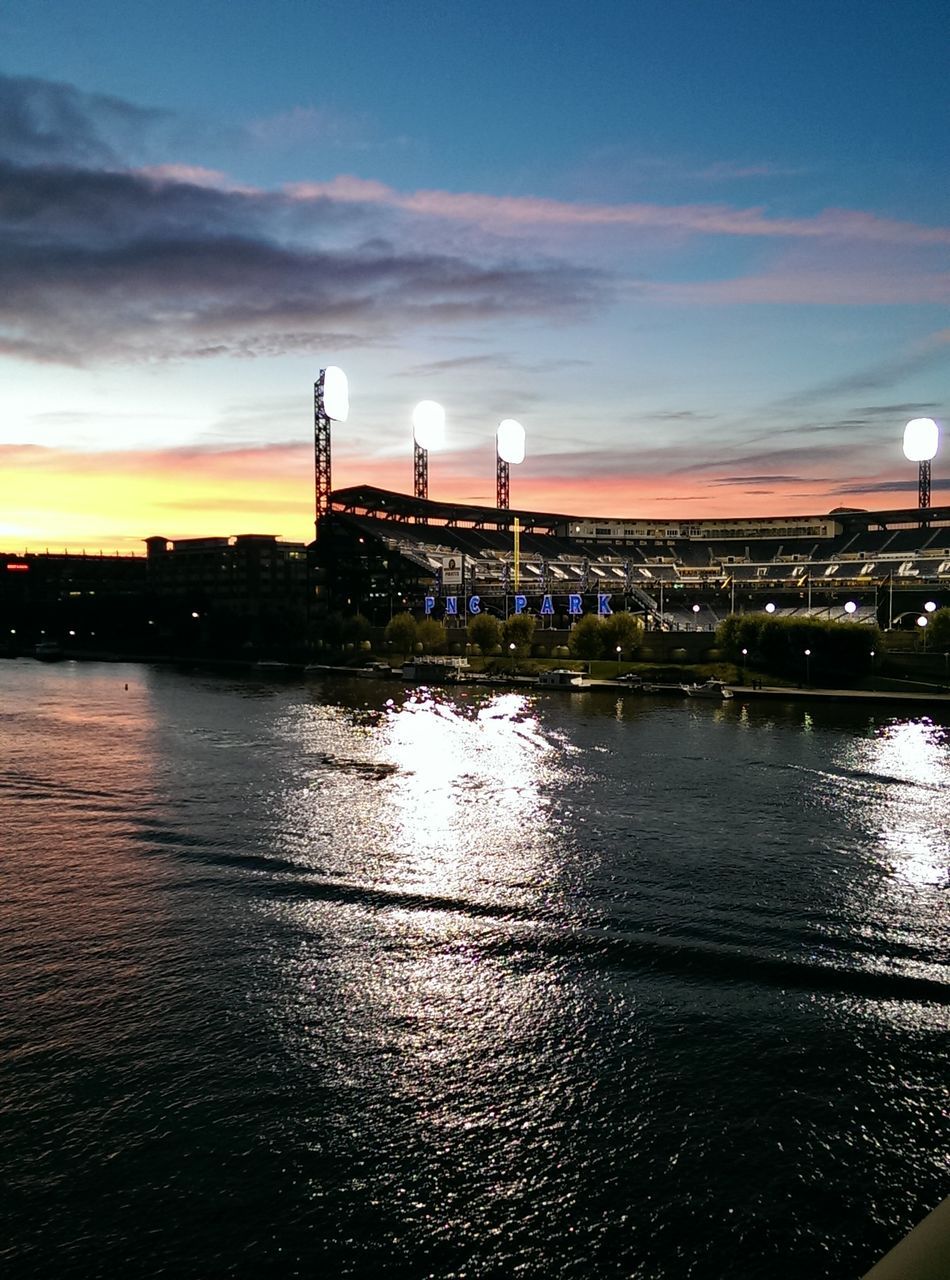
412 401 445 500
616 644 622 673
804 647 811 685
903 417 939 513
496 419 525 509
917 615 929 651
313 365 348 536
509 640 516 675
844 600 857 620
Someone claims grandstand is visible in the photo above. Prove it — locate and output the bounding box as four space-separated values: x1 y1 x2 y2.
318 485 950 629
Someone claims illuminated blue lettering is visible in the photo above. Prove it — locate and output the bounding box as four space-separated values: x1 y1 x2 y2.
568 594 583 615
424 596 435 615
598 593 613 616
540 594 554 616
468 595 481 614
514 594 527 614
445 596 458 616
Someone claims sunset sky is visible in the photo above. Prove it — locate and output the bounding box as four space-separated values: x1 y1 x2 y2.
1 0 948 551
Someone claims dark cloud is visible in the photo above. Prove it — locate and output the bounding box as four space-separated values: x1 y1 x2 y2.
0 73 168 168
830 477 950 496
769 338 950 412
0 74 605 366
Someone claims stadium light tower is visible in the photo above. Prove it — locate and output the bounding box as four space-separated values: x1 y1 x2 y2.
496 419 526 509
313 366 348 535
903 417 939 510
412 401 445 500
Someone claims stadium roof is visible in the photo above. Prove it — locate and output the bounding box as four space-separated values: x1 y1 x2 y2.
328 485 950 535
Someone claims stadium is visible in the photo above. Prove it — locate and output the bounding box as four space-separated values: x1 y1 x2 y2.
318 484 950 633
313 376 947 637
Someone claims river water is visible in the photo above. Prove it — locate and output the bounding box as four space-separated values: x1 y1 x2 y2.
1 661 947 1279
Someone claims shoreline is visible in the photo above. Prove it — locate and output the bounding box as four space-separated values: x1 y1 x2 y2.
6 651 950 708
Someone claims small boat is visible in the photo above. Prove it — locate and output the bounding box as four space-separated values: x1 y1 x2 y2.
683 679 734 700
355 661 393 678
34 640 64 661
538 668 588 688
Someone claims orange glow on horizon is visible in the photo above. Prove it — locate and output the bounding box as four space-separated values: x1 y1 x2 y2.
0 442 922 553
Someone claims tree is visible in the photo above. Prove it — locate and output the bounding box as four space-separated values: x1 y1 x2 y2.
569 614 605 659
926 607 950 651
503 612 536 655
602 611 643 657
342 612 371 645
417 618 447 654
468 612 503 651
385 611 417 654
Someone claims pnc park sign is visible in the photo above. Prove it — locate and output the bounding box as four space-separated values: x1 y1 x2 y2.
424 594 615 617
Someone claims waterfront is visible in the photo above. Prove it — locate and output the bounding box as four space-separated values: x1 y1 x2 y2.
1 661 947 1278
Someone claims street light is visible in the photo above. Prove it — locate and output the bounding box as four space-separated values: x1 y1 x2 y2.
844 600 857 617
616 644 622 673
496 418 525 509
508 640 516 674
314 365 348 532
412 400 445 500
903 417 939 509
804 647 811 685
765 602 776 614
924 600 937 613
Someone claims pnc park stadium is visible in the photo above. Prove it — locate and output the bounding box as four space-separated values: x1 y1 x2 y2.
314 371 948 634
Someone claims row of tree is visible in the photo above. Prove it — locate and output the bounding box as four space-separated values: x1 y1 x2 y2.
383 610 644 659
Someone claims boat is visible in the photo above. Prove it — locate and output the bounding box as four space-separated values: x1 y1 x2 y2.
34 640 64 661
355 661 393 677
402 657 470 684
538 668 589 688
683 679 734 699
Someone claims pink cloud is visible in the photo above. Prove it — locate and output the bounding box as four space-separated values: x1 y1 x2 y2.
285 176 950 246
640 271 950 306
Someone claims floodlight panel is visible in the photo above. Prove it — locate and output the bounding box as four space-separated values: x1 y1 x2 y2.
322 366 349 421
412 400 445 451
497 418 526 465
903 417 938 462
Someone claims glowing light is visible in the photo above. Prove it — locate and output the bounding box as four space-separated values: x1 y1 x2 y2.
496 418 526 465
765 602 776 614
903 417 939 462
917 615 928 628
412 401 445 451
844 601 857 614
321 366 349 422
924 600 937 612
692 604 700 613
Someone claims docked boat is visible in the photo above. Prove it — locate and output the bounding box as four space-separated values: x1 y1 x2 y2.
34 640 64 661
355 661 393 677
402 657 470 684
683 679 734 699
538 668 588 688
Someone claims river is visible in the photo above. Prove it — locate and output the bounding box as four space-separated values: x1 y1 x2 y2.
1 660 947 1278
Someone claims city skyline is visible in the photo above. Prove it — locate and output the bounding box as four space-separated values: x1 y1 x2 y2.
1 0 948 551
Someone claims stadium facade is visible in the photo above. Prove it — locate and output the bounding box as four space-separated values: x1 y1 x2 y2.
317 485 950 631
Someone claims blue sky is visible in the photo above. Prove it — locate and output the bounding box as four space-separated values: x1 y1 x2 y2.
1 0 947 547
